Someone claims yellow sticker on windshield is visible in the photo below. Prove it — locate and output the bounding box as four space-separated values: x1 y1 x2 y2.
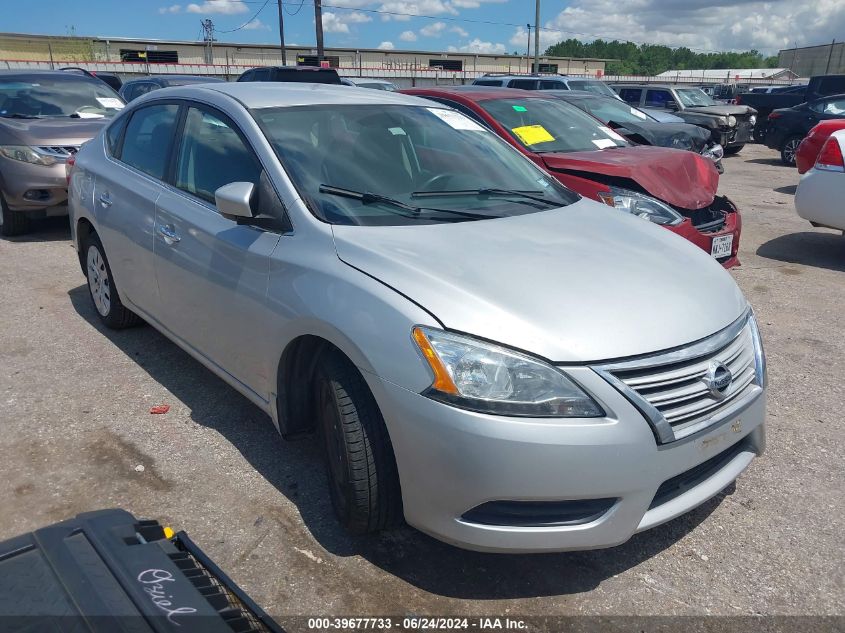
511 124 555 146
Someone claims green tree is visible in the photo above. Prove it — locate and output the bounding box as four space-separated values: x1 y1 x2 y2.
545 39 777 75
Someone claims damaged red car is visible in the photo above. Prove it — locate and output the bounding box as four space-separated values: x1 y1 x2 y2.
403 87 741 267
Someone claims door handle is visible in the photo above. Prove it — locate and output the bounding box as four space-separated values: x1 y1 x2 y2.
157 224 181 245
98 192 112 208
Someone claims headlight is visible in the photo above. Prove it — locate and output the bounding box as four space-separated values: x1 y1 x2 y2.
412 327 604 417
702 143 724 162
720 115 737 127
597 186 684 226
670 134 693 150
749 114 757 126
748 311 768 388
0 145 59 166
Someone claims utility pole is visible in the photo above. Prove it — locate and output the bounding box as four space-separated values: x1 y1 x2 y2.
277 0 287 65
533 0 540 74
825 39 836 75
201 19 215 65
526 24 531 73
314 0 325 63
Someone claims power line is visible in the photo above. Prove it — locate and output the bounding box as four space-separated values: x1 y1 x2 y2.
216 0 271 33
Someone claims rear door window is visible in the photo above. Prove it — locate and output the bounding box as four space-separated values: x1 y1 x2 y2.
174 106 262 204
474 80 502 86
818 76 845 96
119 103 180 180
617 88 642 104
510 79 539 90
539 80 565 90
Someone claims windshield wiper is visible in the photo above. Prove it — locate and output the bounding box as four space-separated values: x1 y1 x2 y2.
318 184 499 220
412 187 563 207
0 113 41 119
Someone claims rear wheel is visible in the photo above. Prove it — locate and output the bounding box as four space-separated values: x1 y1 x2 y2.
0 194 31 237
780 135 802 166
84 234 142 329
724 144 744 156
315 350 402 533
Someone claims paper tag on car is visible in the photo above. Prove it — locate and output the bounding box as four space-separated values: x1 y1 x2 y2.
512 125 555 146
592 138 618 149
599 126 627 141
96 97 125 109
428 108 484 131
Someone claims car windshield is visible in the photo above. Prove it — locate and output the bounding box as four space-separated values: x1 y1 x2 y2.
675 88 718 107
252 104 577 226
566 80 618 98
575 97 653 124
480 98 629 153
0 77 125 119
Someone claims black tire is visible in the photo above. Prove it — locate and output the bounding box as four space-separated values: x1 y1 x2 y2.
723 144 744 156
83 233 143 329
0 193 31 237
315 350 402 533
780 135 802 166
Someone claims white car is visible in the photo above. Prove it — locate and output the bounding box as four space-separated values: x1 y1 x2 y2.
795 129 845 231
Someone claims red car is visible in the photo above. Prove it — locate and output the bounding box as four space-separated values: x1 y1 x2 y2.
402 87 741 268
796 120 845 174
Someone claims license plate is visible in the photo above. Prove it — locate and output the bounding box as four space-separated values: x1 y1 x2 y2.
711 234 733 258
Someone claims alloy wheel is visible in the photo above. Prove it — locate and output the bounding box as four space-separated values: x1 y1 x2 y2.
87 245 111 317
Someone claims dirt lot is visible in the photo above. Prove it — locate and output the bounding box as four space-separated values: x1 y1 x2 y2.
0 143 842 628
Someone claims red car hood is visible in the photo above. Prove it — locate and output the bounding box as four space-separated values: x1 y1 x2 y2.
540 146 719 210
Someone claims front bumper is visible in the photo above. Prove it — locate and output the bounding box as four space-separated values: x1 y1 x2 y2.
371 368 766 553
666 196 742 269
0 155 70 212
717 120 754 148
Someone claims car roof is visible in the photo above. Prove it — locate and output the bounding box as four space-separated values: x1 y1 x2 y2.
477 75 597 81
0 69 103 82
405 86 551 102
125 75 224 84
612 83 680 89
159 82 435 109
345 77 394 83
541 90 607 100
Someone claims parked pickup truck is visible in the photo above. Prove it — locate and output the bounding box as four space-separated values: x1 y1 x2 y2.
737 75 845 139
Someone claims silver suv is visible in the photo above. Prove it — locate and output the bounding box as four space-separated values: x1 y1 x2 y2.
69 83 767 553
472 74 620 98
0 70 125 236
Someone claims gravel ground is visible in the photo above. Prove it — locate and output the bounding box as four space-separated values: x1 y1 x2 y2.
0 143 842 629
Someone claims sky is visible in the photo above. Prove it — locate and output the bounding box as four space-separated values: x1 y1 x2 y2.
3 0 845 56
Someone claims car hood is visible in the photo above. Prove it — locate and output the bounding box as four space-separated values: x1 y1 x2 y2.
539 145 718 210
332 198 747 363
681 104 756 116
612 120 711 151
0 117 109 145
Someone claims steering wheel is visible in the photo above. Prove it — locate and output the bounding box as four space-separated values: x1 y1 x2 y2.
417 173 453 192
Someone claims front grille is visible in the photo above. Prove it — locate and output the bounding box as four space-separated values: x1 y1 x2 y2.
595 313 763 443
35 146 79 158
684 195 736 234
649 437 749 509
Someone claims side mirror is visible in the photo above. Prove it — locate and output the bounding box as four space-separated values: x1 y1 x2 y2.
214 182 254 219
665 101 679 111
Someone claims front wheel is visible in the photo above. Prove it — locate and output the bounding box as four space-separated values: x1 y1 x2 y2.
315 350 403 534
84 234 142 329
780 135 802 166
0 194 31 237
723 144 744 156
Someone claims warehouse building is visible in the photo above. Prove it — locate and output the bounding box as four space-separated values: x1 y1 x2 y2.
656 68 799 83
0 32 609 87
778 42 845 77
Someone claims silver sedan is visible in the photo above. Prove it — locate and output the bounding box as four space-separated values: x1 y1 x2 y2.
68 83 767 552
